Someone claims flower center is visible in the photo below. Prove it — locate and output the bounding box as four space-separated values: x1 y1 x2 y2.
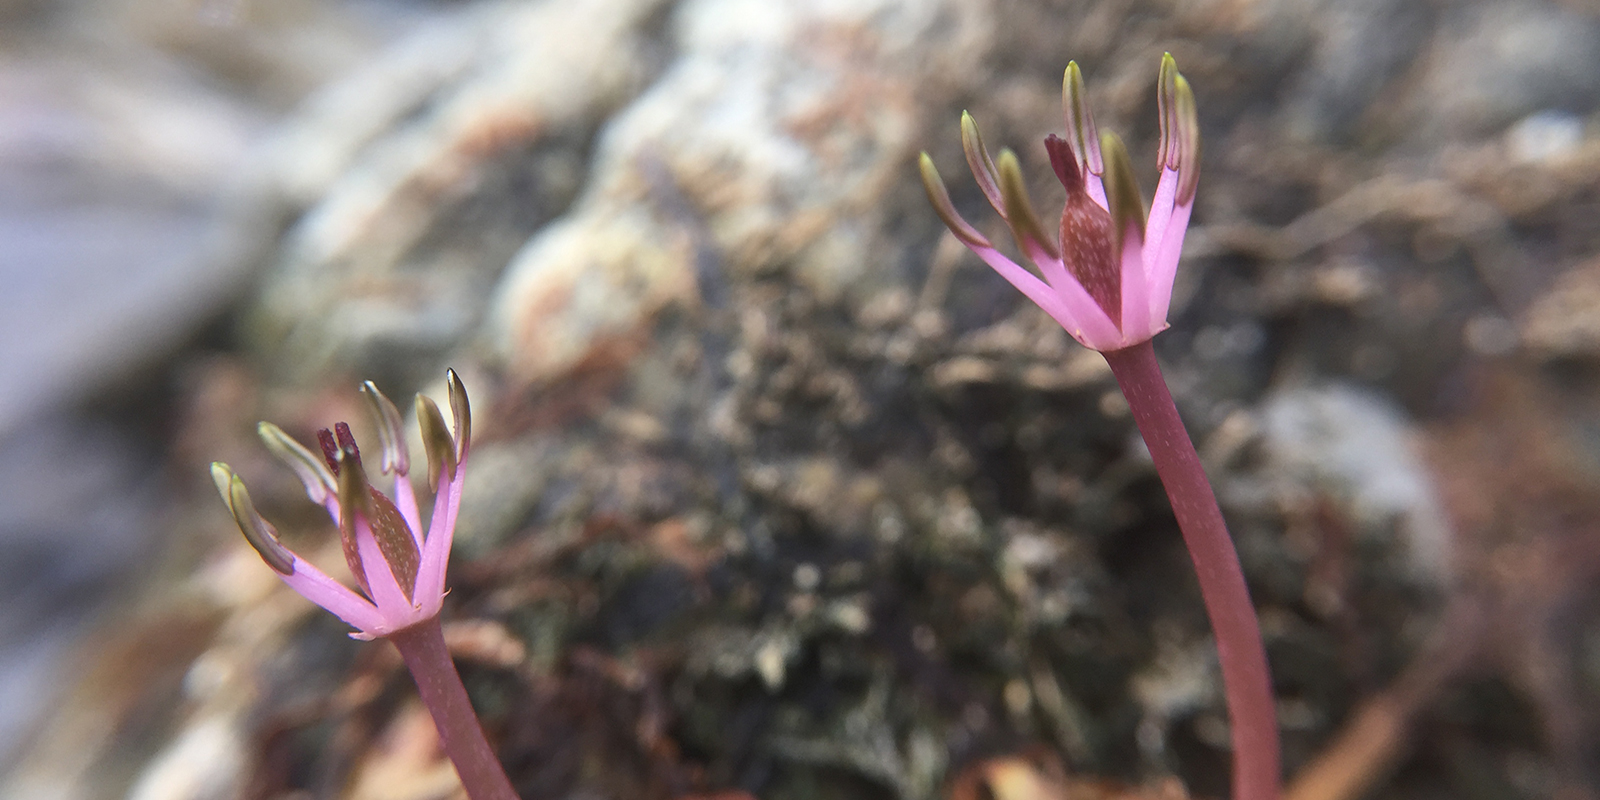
1044 135 1120 328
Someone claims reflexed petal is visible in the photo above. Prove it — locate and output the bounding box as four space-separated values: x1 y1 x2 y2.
278 559 386 634
966 241 1120 349
353 512 415 618
415 463 465 608
1118 223 1150 339
1099 132 1145 248
361 381 423 541
1145 165 1180 277
1149 199 1193 325
391 473 423 548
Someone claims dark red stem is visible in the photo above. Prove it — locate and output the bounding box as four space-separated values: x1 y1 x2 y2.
389 620 519 800
1102 340 1280 800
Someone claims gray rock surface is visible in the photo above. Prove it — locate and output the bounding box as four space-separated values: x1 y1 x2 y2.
9 0 1600 798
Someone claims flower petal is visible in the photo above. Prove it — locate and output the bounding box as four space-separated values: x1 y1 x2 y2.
279 559 386 635
415 464 465 608
1144 165 1179 275
964 239 1121 349
352 512 416 618
1101 132 1148 338
415 371 471 607
1149 198 1193 325
391 474 423 548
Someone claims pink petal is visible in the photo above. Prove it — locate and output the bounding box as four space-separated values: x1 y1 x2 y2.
279 560 384 633
1018 239 1075 296
320 496 341 527
352 515 416 620
1086 173 1108 213
1118 223 1151 342
966 241 1121 350
392 474 424 549
1148 198 1193 325
1144 165 1180 279
415 465 465 605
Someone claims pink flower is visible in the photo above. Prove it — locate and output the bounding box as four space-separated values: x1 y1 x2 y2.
920 54 1200 352
213 371 472 640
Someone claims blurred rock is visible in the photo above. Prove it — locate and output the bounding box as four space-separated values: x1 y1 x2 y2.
14 0 1600 798
0 45 259 437
1523 255 1600 359
1277 0 1435 143
486 0 992 385
0 0 442 782
1413 1 1600 140
1260 384 1453 587
245 0 675 388
0 417 158 768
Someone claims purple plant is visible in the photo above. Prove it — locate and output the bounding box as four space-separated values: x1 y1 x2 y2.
213 370 518 800
921 55 1280 800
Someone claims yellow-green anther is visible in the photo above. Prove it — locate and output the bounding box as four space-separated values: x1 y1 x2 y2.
360 380 410 477
1157 53 1180 169
919 153 995 249
334 446 376 593
335 447 374 519
416 394 456 493
258 421 336 503
1100 131 1145 256
1062 62 1102 176
1174 73 1200 205
997 149 1061 261
217 466 295 575
211 461 235 506
446 369 471 463
959 112 1004 212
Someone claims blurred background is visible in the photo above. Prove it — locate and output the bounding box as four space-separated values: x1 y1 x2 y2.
1 0 1598 799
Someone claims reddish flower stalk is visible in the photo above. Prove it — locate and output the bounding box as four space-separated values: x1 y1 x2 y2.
213 371 518 800
922 56 1280 800
390 622 520 800
1104 341 1279 800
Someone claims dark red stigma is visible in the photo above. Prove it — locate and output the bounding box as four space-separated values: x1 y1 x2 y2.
1044 135 1085 196
317 423 362 474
